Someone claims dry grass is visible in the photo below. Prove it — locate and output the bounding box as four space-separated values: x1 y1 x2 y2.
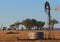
0 30 60 42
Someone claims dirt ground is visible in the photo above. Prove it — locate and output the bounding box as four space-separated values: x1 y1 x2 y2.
0 30 60 42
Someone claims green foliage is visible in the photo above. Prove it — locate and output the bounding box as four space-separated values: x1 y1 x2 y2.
10 24 15 30
21 18 45 30
50 19 58 30
3 27 7 30
50 19 58 24
31 19 37 27
36 21 45 30
14 21 21 30
21 19 32 30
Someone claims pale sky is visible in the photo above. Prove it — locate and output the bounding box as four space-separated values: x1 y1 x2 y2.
0 0 60 28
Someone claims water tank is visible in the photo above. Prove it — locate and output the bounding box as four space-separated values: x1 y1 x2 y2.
28 32 36 39
36 32 44 39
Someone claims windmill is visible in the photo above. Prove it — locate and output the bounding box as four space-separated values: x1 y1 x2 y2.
45 1 59 39
45 1 52 39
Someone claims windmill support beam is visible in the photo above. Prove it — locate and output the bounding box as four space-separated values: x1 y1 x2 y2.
45 1 52 39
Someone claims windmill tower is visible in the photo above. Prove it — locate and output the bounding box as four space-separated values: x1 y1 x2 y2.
45 1 52 39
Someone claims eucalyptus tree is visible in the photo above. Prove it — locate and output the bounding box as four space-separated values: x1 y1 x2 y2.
3 27 7 30
10 24 15 30
31 19 37 29
50 19 58 30
14 21 21 30
36 21 45 30
21 19 32 30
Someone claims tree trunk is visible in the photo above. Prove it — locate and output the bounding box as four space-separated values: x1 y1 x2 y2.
52 24 54 30
36 26 39 30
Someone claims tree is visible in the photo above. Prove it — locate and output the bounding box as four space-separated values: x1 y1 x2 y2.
3 27 7 30
50 19 58 30
14 21 21 30
36 21 45 30
31 19 37 29
21 19 32 30
10 24 15 30
8 28 12 30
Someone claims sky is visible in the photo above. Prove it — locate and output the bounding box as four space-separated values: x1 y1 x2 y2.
0 0 60 28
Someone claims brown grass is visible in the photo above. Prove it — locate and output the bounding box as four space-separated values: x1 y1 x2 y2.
0 30 60 42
